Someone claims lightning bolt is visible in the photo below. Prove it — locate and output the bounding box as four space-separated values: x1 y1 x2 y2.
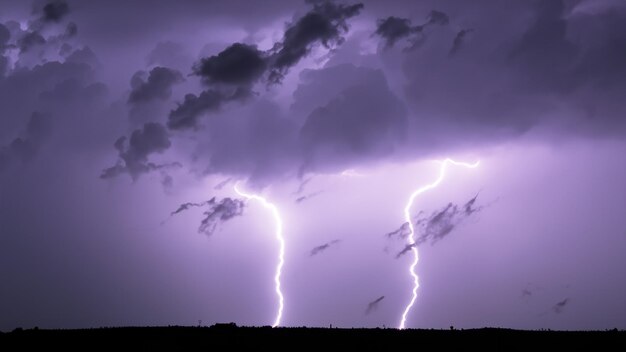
234 183 285 328
398 158 480 329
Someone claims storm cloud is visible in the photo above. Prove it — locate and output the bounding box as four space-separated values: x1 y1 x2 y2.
100 122 176 180
1 0 626 331
128 66 184 104
167 0 364 132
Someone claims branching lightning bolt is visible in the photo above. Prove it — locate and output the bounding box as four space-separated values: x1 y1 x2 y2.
234 183 285 328
398 158 480 329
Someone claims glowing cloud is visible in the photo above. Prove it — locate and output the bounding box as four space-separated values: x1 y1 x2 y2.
398 159 480 329
234 183 285 328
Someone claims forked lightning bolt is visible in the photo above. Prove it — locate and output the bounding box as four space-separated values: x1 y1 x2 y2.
234 183 285 328
398 159 480 329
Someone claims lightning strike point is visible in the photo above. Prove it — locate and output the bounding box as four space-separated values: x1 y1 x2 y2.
234 182 285 328
398 159 480 329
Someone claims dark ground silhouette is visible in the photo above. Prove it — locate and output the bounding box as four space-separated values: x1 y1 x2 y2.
1 325 624 350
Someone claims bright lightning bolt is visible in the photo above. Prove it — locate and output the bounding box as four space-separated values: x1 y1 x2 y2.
398 158 480 330
234 183 285 328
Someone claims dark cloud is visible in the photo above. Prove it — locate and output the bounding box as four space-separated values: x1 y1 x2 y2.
462 193 481 216
309 239 340 256
166 196 245 236
100 122 176 180
425 10 449 26
198 197 245 236
374 10 449 51
168 0 363 131
389 194 483 258
295 190 323 204
267 0 364 84
0 0 624 332
171 62 407 183
193 43 267 86
374 16 421 49
167 90 224 130
395 243 416 259
0 112 52 173
382 0 626 151
41 0 70 23
553 298 570 314
449 28 473 57
414 203 464 245
128 66 184 104
169 198 216 217
385 222 410 239
18 31 46 53
365 295 385 314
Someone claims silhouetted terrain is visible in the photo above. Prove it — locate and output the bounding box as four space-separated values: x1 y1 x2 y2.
1 325 624 350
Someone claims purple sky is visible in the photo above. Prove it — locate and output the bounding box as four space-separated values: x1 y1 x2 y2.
1 0 625 331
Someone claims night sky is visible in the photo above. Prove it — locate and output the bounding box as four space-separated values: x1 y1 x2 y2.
1 0 625 331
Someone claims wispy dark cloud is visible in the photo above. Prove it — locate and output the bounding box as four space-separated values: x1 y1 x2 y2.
365 295 385 314
414 194 482 245
168 197 245 236
198 198 245 236
296 190 323 204
395 243 416 259
553 298 570 314
293 177 312 195
310 239 340 256
449 28 474 57
385 221 410 239
169 198 217 217
389 194 483 258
